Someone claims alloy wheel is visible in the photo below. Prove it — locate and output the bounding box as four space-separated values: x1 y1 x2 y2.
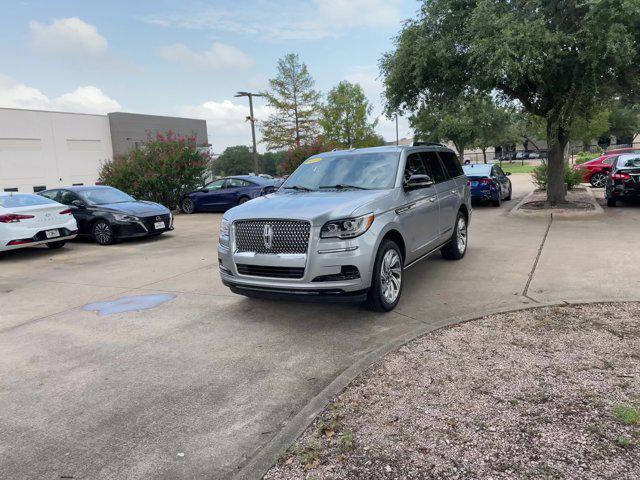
456 216 468 253
182 198 195 214
380 249 402 304
591 173 606 188
94 222 112 245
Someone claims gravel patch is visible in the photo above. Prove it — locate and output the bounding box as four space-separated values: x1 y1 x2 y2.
265 303 640 479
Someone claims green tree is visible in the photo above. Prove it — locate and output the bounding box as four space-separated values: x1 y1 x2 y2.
411 94 482 162
99 131 208 209
381 0 640 205
320 81 381 148
473 97 514 163
261 53 321 150
260 151 286 176
212 145 253 176
281 137 335 175
570 109 611 151
609 102 640 145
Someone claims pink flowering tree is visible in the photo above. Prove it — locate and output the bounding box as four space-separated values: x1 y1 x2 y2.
99 130 210 209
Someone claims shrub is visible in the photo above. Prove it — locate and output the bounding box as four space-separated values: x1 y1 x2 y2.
281 137 336 175
99 131 210 209
575 151 602 165
532 162 584 191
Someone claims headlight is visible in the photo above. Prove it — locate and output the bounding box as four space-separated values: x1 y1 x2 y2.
321 213 374 239
113 213 139 222
220 218 230 237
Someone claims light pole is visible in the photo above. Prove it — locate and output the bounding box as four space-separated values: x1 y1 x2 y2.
395 114 399 146
235 91 263 173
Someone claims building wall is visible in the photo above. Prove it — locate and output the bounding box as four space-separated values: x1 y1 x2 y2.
0 108 112 193
108 112 208 157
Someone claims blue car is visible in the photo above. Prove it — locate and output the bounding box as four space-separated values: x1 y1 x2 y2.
179 175 276 214
462 163 512 206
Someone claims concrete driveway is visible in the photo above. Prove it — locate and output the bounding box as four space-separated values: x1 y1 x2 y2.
1 174 638 479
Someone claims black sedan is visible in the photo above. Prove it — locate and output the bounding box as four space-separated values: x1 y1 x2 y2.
605 154 640 207
39 186 173 245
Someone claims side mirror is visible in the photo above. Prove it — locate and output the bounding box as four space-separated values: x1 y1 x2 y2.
404 174 434 191
505 172 512 176
200 188 209 193
71 199 86 208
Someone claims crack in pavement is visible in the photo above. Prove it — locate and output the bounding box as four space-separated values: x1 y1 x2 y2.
522 213 553 300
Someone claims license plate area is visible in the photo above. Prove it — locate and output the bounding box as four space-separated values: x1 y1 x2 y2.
45 229 60 239
154 221 165 230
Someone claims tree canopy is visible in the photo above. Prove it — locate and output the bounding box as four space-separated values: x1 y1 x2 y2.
320 81 382 148
212 145 253 176
381 0 640 204
261 53 321 150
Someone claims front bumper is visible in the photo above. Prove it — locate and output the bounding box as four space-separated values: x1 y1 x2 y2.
113 213 174 239
217 224 378 300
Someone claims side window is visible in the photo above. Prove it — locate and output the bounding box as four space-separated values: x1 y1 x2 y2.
494 166 505 176
403 153 427 182
58 190 79 205
206 179 226 190
420 152 449 184
603 157 615 166
40 190 58 200
227 178 248 188
438 151 464 178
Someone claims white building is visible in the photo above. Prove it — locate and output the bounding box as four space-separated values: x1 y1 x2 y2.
0 108 208 193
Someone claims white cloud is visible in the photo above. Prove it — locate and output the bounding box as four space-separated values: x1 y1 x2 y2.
139 0 402 41
180 99 273 153
28 17 108 57
157 42 254 70
0 75 121 115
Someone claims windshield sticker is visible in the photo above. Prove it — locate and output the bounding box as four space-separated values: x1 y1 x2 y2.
305 157 323 164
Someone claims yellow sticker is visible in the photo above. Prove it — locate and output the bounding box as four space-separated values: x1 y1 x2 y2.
305 157 323 164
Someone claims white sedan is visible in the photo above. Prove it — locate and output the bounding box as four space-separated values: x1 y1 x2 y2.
0 192 78 252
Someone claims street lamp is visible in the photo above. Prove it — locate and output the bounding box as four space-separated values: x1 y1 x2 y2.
235 91 263 173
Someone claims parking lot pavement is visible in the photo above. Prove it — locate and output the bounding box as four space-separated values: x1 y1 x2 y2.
1 175 637 479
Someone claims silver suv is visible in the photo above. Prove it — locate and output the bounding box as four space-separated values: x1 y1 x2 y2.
218 145 471 311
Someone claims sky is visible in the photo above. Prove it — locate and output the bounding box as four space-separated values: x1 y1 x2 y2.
0 0 418 154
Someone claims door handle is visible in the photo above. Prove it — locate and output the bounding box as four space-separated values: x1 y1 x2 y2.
429 197 436 202
451 190 456 194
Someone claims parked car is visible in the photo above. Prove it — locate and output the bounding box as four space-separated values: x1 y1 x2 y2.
39 186 173 245
462 163 512 206
605 147 640 155
573 154 618 187
179 175 276 214
218 146 471 312
605 154 640 207
0 192 77 252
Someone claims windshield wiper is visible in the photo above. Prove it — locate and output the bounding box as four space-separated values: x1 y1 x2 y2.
319 184 368 190
283 185 313 191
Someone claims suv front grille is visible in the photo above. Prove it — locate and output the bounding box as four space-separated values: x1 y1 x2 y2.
234 220 310 254
236 264 305 279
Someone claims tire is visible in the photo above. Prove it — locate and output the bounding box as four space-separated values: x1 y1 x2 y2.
441 211 468 260
590 172 607 188
492 190 502 207
365 239 403 312
504 184 512 201
607 196 616 207
92 220 115 245
238 196 250 205
46 241 66 249
181 197 195 214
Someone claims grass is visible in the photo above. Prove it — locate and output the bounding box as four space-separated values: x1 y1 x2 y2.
498 163 538 174
613 404 640 425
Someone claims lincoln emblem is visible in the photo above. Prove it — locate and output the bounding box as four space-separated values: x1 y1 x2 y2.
263 224 274 249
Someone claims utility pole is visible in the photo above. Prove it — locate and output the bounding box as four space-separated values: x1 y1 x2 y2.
235 91 263 173
395 114 399 145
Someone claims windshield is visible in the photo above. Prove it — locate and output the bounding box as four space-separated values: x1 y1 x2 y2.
0 194 56 208
79 187 135 205
616 155 640 169
281 152 399 191
463 165 491 177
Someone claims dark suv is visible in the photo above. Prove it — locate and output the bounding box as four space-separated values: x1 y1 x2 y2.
605 154 640 207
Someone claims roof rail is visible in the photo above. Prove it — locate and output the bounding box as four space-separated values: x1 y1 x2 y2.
412 141 445 147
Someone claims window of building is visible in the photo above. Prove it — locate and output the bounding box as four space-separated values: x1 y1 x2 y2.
33 185 46 193
72 183 84 186
3 187 18 192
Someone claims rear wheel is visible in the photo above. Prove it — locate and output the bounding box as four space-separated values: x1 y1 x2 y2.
366 240 403 312
590 172 607 188
238 196 250 205
181 197 195 214
92 220 115 245
504 184 512 201
492 190 502 207
46 241 66 249
441 211 468 260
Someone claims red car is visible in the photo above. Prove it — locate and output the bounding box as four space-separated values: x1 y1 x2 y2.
606 147 640 155
575 154 619 187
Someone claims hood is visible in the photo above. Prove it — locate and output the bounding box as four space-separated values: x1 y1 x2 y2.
94 201 169 216
224 189 392 225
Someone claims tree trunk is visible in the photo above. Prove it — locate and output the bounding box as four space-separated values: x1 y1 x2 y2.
482 148 487 164
454 143 465 164
546 116 569 205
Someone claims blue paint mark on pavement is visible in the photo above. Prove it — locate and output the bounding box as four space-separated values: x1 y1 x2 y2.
83 293 176 316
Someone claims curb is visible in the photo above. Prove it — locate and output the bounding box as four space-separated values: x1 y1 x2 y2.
232 298 639 480
510 187 604 219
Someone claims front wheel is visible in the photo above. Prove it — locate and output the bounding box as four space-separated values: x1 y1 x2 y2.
366 240 403 312
441 211 468 260
590 172 607 188
181 197 195 214
92 220 115 245
46 241 66 249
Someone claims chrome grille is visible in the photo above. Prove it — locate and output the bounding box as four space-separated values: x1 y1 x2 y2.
234 220 310 254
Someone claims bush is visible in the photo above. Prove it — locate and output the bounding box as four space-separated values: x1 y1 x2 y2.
575 151 602 165
281 137 336 174
99 131 209 209
532 162 584 191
